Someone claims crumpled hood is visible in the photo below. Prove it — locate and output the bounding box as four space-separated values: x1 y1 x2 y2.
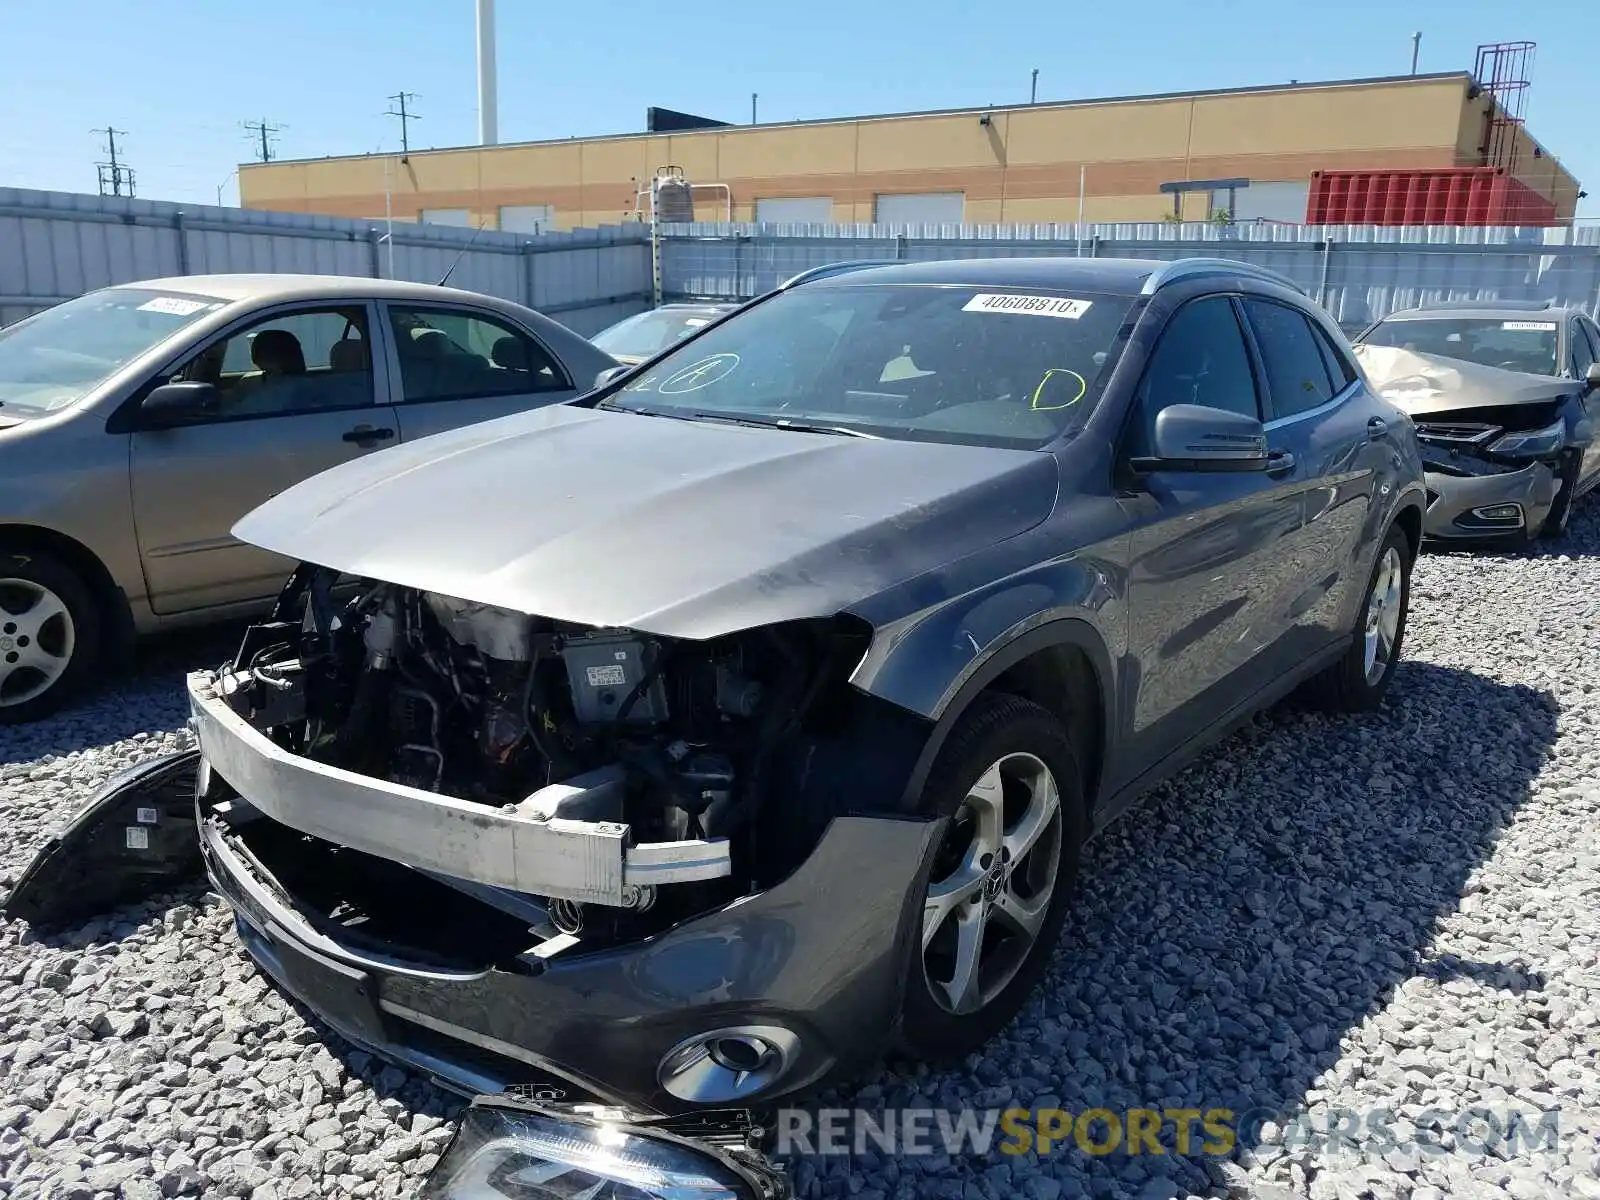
1354 345 1576 415
232 403 1060 639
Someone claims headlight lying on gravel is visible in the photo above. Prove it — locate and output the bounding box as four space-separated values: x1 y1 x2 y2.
1489 417 1566 458
419 1099 789 1200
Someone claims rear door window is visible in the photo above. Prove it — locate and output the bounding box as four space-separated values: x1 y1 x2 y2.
387 307 569 403
1241 299 1337 420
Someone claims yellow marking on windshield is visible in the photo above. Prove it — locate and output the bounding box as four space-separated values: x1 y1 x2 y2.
1031 369 1087 411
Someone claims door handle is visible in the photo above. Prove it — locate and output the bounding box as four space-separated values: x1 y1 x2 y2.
1366 415 1388 439
1265 449 1296 477
342 425 395 446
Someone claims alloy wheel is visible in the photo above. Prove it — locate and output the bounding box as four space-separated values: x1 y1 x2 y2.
1362 546 1403 686
0 578 76 707
921 752 1063 1015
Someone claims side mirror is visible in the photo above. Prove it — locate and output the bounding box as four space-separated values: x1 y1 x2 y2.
594 364 632 390
1586 362 1600 393
141 381 220 429
1131 403 1268 473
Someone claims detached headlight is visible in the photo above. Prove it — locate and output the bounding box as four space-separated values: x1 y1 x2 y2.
1489 417 1566 458
420 1099 786 1200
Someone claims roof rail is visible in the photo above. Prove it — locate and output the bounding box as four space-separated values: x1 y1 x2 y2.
778 260 901 289
1141 257 1306 296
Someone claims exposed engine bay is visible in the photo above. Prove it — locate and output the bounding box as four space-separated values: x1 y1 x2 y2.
190 564 917 958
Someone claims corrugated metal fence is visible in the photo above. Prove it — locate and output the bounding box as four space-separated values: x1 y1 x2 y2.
658 220 1600 329
8 187 1600 338
0 187 652 333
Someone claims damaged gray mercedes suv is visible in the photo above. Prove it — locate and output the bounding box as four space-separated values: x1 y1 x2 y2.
13 257 1427 1121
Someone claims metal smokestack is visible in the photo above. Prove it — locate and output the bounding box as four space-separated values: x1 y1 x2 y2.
477 0 499 145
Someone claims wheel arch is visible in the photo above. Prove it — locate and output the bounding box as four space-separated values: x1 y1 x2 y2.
0 523 135 669
896 617 1115 818
1391 497 1423 561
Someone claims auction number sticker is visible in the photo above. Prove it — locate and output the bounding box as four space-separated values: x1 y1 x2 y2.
1501 320 1556 331
963 293 1093 319
137 296 213 317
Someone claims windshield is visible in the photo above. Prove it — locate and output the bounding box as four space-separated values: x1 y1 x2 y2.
592 308 728 360
1358 316 1559 376
0 287 226 417
604 283 1137 448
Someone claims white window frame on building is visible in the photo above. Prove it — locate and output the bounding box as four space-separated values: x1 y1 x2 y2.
498 204 556 234
873 192 965 226
754 196 835 224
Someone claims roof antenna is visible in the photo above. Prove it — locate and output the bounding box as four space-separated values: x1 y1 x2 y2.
437 216 492 286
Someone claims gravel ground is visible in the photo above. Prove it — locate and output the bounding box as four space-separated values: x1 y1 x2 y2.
3 506 1599 1200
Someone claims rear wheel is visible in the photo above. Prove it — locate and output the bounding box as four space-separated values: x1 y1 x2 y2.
0 550 101 725
1302 524 1411 713
898 693 1087 1060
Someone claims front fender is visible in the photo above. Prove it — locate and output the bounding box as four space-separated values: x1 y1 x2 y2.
845 546 1126 813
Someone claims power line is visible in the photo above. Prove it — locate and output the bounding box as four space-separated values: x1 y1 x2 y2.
241 117 285 163
91 126 135 197
385 92 420 160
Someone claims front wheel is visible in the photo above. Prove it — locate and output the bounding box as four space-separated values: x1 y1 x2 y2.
897 693 1087 1061
1537 472 1575 541
0 550 102 725
1302 524 1411 713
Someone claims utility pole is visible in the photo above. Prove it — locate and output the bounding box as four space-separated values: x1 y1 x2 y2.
1411 31 1422 74
476 0 498 145
386 92 420 160
1031 68 1039 104
241 117 284 163
751 93 758 125
92 126 135 197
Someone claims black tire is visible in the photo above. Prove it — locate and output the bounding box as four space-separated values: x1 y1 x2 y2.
897 692 1087 1062
1301 523 1412 713
0 549 102 725
1537 481 1574 541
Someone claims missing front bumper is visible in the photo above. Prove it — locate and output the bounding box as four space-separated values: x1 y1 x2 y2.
186 669 731 906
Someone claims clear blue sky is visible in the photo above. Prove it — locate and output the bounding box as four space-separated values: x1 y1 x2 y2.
0 0 1592 216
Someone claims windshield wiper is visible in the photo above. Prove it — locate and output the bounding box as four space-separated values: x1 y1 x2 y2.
687 412 879 438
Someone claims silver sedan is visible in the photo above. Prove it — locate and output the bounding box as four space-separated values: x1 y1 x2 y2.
0 274 619 723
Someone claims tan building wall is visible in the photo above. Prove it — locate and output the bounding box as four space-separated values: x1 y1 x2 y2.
239 73 1581 230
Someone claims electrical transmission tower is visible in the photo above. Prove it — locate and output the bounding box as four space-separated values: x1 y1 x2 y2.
92 126 135 197
385 92 420 159
242 117 285 163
